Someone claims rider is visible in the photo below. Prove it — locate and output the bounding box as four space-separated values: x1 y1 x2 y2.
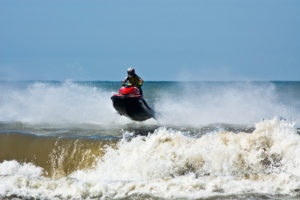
122 67 144 95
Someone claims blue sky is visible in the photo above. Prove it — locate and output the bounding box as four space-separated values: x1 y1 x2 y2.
0 0 299 81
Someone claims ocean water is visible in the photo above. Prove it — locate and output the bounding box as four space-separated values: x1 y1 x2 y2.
0 81 299 199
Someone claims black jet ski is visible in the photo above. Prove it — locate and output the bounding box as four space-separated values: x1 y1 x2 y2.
111 85 155 121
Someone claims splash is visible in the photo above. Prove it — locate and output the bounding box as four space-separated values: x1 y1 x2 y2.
0 81 299 129
0 81 130 127
155 82 297 126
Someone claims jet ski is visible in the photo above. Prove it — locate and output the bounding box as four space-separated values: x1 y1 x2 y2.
111 85 155 121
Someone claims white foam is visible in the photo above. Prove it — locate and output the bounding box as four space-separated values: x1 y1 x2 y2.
1 118 299 199
0 160 43 177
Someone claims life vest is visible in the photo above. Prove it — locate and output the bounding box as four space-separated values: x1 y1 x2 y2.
127 75 143 87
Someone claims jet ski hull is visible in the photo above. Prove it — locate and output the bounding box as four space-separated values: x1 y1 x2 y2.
111 95 155 121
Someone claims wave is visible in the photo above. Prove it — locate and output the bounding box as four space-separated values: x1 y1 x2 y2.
0 118 300 199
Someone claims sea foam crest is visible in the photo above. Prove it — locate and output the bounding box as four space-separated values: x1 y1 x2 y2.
0 160 43 177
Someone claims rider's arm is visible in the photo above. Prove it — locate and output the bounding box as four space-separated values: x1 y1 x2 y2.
138 77 143 86
122 77 128 86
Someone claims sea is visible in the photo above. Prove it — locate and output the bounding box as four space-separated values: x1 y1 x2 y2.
0 80 299 200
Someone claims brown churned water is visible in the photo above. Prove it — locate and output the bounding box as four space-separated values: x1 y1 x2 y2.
0 133 118 178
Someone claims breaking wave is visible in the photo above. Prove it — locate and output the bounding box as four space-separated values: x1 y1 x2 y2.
0 118 300 199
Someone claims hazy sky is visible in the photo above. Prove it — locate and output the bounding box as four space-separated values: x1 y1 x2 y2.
0 0 299 81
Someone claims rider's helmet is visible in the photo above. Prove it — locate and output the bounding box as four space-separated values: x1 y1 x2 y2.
127 67 135 77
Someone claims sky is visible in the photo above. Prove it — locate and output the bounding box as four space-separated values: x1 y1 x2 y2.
0 0 299 81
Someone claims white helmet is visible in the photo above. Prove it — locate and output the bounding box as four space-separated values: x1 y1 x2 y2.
127 67 135 77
